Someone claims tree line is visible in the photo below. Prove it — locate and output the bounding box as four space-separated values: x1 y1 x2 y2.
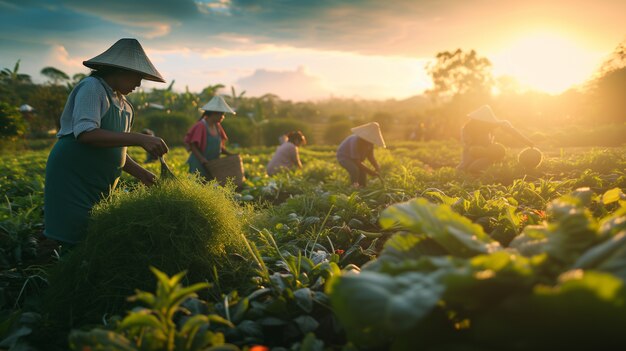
1 42 625 146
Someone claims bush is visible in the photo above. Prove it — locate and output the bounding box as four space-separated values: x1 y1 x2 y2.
262 119 312 146
0 102 27 141
221 117 256 147
324 120 353 145
44 178 255 327
134 110 196 146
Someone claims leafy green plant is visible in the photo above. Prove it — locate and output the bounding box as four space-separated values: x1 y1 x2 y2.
69 267 238 351
44 178 255 327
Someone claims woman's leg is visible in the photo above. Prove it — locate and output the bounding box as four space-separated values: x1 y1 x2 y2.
467 158 494 174
338 158 361 185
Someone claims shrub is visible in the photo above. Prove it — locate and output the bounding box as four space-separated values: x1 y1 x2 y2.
134 110 196 146
262 119 312 146
44 178 255 327
221 117 256 147
324 120 353 145
0 102 27 141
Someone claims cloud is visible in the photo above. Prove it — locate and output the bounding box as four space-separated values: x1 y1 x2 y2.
236 66 331 101
3 0 626 60
48 45 84 70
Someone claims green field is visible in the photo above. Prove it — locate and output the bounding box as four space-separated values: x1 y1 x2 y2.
1 141 626 350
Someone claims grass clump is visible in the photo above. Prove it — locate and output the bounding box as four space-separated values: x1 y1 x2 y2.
44 178 255 328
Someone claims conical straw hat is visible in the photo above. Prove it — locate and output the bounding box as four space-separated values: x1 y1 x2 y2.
351 122 386 148
201 96 236 114
467 105 501 123
83 38 165 83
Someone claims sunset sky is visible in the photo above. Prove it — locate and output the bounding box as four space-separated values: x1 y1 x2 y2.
0 0 624 101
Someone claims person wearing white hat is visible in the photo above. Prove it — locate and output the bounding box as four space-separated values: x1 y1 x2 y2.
184 95 236 180
44 38 169 246
336 122 385 187
457 104 534 174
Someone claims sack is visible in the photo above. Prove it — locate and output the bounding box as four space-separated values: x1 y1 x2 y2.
203 154 246 187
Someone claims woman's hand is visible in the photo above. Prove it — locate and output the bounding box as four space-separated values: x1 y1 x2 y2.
139 134 169 158
138 168 157 186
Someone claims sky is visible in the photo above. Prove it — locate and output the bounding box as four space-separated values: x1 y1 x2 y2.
0 0 624 101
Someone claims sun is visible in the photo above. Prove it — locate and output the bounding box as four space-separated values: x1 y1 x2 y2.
491 31 604 94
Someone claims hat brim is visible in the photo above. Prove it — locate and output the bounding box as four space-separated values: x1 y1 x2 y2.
83 61 166 83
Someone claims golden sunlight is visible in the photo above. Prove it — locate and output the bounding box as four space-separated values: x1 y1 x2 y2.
491 32 604 94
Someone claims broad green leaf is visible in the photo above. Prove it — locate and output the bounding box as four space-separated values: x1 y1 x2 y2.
293 315 319 334
379 198 499 258
573 231 626 281
119 313 163 331
329 271 444 347
299 332 324 351
208 314 235 328
602 188 624 205
293 288 313 313
180 314 209 334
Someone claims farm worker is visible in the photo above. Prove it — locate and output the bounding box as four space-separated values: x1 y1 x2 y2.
457 105 534 174
336 122 385 187
184 95 236 181
266 130 307 176
44 38 169 246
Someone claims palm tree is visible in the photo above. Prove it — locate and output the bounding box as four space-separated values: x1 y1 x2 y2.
199 83 225 102
0 60 32 85
228 85 246 110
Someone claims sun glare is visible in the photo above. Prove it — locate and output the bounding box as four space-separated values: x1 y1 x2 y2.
491 32 603 94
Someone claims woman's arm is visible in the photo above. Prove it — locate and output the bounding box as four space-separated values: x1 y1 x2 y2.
190 143 210 168
366 149 380 174
123 155 157 186
78 128 169 157
293 147 303 169
502 125 534 147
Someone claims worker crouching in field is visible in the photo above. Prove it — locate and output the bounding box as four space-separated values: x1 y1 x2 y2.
184 96 236 181
44 38 169 247
266 131 307 176
336 122 385 188
457 105 534 174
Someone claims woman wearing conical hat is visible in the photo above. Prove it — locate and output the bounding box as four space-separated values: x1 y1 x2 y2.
44 38 169 247
457 105 534 174
184 95 236 181
336 122 385 187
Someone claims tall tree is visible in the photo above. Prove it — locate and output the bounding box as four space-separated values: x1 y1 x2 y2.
425 49 494 103
41 66 70 85
587 41 626 123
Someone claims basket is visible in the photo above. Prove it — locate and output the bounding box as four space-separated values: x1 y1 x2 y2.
203 154 246 187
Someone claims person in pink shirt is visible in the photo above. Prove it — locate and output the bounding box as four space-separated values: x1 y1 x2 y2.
266 131 306 176
184 96 236 180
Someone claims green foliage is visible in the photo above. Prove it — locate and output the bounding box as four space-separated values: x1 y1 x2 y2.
221 118 255 147
44 178 255 327
330 189 626 350
2 142 626 350
323 120 352 145
0 102 27 140
425 49 493 101
32 85 68 133
379 198 500 257
261 119 312 146
69 267 238 351
134 111 196 146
